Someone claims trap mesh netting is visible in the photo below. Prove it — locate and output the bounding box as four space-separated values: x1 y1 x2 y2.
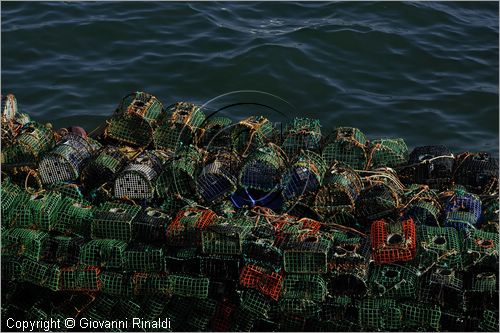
2 92 499 332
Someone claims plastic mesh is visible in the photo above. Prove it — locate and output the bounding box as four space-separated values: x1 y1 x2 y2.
368 138 408 169
400 301 441 331
79 239 127 269
51 199 93 237
462 228 499 269
60 266 101 291
116 91 165 122
153 102 205 150
239 144 286 192
131 272 169 295
281 150 327 201
313 162 362 216
100 271 133 296
124 244 163 272
1 256 22 281
279 299 320 318
322 127 367 170
418 267 464 309
46 234 84 265
281 118 322 158
199 116 233 150
358 298 402 331
91 202 141 241
1 179 28 224
479 309 499 332
282 235 331 274
197 150 240 204
416 226 463 270
200 255 241 281
2 228 51 261
368 263 420 299
243 239 283 271
454 152 499 194
10 191 61 230
105 113 154 147
471 272 497 292
239 264 284 300
402 185 441 226
231 116 276 156
168 274 210 299
240 289 271 318
47 182 86 203
282 274 327 301
370 218 416 264
20 258 60 291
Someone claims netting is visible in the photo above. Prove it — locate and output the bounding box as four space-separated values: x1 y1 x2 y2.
239 144 286 192
398 145 455 188
164 247 201 275
443 191 482 230
79 239 127 268
116 91 165 122
131 272 169 295
462 228 499 269
281 150 327 201
47 234 85 265
281 118 322 159
20 259 60 291
133 207 170 244
168 274 210 299
471 271 497 292
370 217 416 264
1 122 55 168
479 309 499 332
368 263 420 299
279 299 320 318
124 244 164 272
454 152 499 194
51 198 93 237
240 289 272 318
402 185 442 226
243 239 283 271
153 102 205 150
60 266 101 291
282 274 327 302
322 127 367 170
368 138 408 169
1 178 28 224
418 267 464 309
239 264 284 300
282 234 331 274
358 298 402 331
416 226 463 271
80 146 129 189
480 195 499 233
400 301 441 331
10 191 61 230
114 150 166 199
100 271 133 296
231 116 276 156
155 145 202 198
201 223 251 255
200 255 241 281
313 162 362 218
166 207 217 247
91 202 141 241
2 228 51 261
105 113 154 147
1 256 22 281
198 116 233 150
197 150 240 204
46 182 86 203
39 133 97 184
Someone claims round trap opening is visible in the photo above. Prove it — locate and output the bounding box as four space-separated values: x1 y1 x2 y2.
387 233 403 245
303 236 318 243
384 269 399 279
134 101 145 108
334 247 347 256
478 239 494 248
31 194 45 201
438 269 453 277
109 208 126 214
477 272 495 280
184 211 198 217
147 210 164 218
434 236 447 246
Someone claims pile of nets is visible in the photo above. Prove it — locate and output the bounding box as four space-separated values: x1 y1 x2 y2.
1 92 498 332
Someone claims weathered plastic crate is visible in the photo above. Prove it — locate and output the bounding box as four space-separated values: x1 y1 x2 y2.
281 117 322 158
79 239 127 269
368 263 420 299
239 264 284 300
322 127 367 170
91 202 141 242
239 144 286 193
370 217 416 264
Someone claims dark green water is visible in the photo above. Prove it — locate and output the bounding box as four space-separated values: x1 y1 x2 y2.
2 1 499 156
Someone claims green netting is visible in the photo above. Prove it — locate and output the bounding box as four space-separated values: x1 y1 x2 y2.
400 301 441 331
471 272 497 292
50 235 85 265
51 198 93 237
322 127 367 170
139 295 169 320
79 239 127 268
241 289 271 318
156 145 202 198
279 299 321 318
239 144 286 192
462 229 499 269
116 91 164 121
153 102 205 150
281 274 327 301
81 146 129 189
114 298 142 321
369 138 408 169
185 299 217 331
47 182 86 203
91 202 141 241
168 274 209 299
2 228 50 261
282 117 322 158
101 271 133 296
83 294 119 321
0 178 28 224
283 236 331 273
232 116 276 156
199 116 233 150
1 122 55 168
132 273 169 295
201 223 252 255
445 211 477 230
10 191 61 230
358 298 402 331
124 245 164 272
243 239 283 272
60 266 101 291
1 256 22 281
416 226 463 270
368 264 420 299
479 309 499 332
20 258 60 291
105 113 154 147
314 162 363 215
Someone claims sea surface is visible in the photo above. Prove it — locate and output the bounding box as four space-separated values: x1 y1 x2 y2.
2 1 499 156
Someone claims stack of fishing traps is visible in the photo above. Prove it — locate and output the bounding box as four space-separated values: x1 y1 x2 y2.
1 92 499 332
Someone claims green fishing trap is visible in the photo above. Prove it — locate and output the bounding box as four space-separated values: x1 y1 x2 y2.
9 191 61 230
2 228 51 261
80 145 129 189
46 182 86 203
478 309 499 332
0 178 29 223
278 299 321 318
281 117 322 158
368 263 420 299
280 274 328 302
368 138 408 169
322 127 367 170
400 301 441 331
201 222 252 255
358 298 402 331
131 272 170 295
50 198 93 237
416 225 463 270
91 202 141 242
100 271 133 297
167 274 210 299
240 289 272 318
231 115 277 156
402 184 442 226
153 101 205 150
461 228 499 269
124 244 164 272
20 259 60 292
60 266 101 292
79 239 127 269
239 144 286 192
282 234 331 274
198 116 233 150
